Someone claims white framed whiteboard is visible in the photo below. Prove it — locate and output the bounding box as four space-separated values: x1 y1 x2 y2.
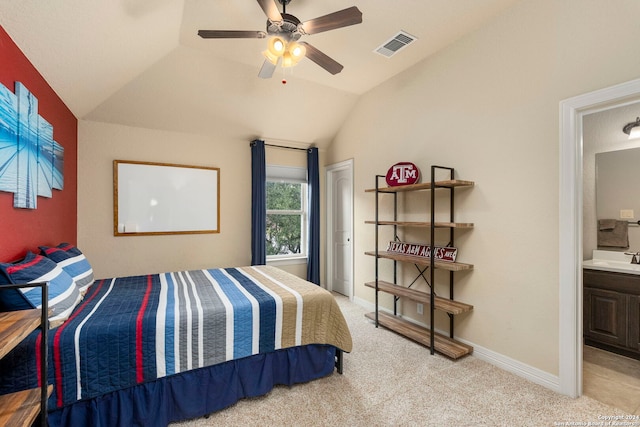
114 160 220 236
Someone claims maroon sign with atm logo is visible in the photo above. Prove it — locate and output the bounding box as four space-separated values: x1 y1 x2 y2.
386 162 420 186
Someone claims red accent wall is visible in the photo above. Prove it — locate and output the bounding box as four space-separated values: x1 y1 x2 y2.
0 26 78 262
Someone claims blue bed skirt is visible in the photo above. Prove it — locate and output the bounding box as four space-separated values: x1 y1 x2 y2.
47 344 337 427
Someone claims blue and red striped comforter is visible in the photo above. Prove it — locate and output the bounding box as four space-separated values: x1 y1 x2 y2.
0 265 352 409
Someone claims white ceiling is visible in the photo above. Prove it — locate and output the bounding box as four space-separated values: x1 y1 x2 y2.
0 0 520 147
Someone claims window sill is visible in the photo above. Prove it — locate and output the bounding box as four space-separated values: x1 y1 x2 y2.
266 256 308 266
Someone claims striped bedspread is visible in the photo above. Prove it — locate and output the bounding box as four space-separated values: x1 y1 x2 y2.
0 265 352 409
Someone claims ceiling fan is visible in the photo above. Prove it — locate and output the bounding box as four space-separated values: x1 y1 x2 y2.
198 0 363 79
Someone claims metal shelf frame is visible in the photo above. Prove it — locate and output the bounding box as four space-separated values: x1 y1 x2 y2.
371 165 464 356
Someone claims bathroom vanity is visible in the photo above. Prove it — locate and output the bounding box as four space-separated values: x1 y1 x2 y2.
583 251 640 359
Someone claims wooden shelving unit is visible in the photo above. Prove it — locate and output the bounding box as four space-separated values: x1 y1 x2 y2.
0 283 49 427
364 251 473 272
0 310 42 359
365 312 473 359
365 166 474 359
364 179 474 193
0 386 53 427
364 281 473 315
365 220 474 229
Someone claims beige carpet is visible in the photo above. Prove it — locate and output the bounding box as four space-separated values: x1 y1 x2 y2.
172 295 626 426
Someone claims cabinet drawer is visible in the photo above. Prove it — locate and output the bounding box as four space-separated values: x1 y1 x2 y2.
583 269 640 295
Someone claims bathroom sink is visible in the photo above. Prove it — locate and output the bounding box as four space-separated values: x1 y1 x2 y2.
583 254 640 275
591 260 622 266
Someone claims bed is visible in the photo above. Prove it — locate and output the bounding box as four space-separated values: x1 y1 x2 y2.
0 256 353 427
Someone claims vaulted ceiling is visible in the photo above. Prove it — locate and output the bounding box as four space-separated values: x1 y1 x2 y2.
0 0 520 147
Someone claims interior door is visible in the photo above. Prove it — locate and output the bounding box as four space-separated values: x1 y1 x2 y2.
328 162 352 297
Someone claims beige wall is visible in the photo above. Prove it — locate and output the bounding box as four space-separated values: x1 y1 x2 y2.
77 121 323 282
78 121 252 279
326 0 640 376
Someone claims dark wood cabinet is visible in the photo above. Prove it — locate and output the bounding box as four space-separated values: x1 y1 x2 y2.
629 295 640 350
583 269 640 359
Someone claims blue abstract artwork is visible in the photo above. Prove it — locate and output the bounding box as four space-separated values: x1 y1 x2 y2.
0 82 64 209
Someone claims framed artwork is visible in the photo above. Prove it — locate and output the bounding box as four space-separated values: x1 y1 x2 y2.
0 82 64 209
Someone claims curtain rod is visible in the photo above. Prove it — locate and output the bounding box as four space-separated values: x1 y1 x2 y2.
266 143 308 151
249 140 311 152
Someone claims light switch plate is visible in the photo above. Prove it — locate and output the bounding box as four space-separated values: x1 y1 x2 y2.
620 209 634 219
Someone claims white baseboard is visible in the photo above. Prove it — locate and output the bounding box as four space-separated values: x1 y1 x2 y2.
352 296 560 393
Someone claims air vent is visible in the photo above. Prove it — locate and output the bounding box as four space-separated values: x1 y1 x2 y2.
374 31 417 58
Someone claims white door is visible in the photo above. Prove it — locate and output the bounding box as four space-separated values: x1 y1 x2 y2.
327 161 353 297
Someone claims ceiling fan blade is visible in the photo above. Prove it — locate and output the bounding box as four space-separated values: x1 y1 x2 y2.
256 0 283 23
258 59 277 79
299 42 343 75
301 6 362 35
198 30 266 39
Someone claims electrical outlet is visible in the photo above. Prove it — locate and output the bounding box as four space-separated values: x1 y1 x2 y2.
417 303 423 315
621 209 634 219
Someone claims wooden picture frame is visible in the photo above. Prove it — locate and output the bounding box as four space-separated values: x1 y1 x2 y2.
113 160 220 236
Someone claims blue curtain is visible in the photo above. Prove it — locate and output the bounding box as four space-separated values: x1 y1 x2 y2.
251 140 266 265
307 147 320 285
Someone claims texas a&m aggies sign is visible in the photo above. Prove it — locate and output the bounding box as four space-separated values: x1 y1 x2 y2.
387 241 458 262
385 162 420 186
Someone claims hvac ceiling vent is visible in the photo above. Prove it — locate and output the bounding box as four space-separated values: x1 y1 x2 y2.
374 31 417 58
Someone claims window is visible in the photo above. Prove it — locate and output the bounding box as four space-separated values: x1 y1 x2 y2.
266 166 307 261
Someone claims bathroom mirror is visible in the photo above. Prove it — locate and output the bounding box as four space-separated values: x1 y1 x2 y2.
584 102 640 256
596 147 640 224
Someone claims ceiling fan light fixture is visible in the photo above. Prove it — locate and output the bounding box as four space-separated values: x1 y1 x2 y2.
623 117 640 139
282 51 294 68
263 36 288 65
288 41 306 61
267 36 286 56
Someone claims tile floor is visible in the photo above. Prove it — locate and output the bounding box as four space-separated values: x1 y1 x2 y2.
583 345 640 415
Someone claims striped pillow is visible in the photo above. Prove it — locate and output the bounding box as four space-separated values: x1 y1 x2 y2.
0 266 32 311
0 252 81 326
40 243 94 294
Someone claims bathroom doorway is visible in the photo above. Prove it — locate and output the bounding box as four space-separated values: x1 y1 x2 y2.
582 104 640 414
559 77 640 405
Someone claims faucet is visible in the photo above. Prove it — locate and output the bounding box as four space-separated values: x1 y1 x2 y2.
627 252 640 264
